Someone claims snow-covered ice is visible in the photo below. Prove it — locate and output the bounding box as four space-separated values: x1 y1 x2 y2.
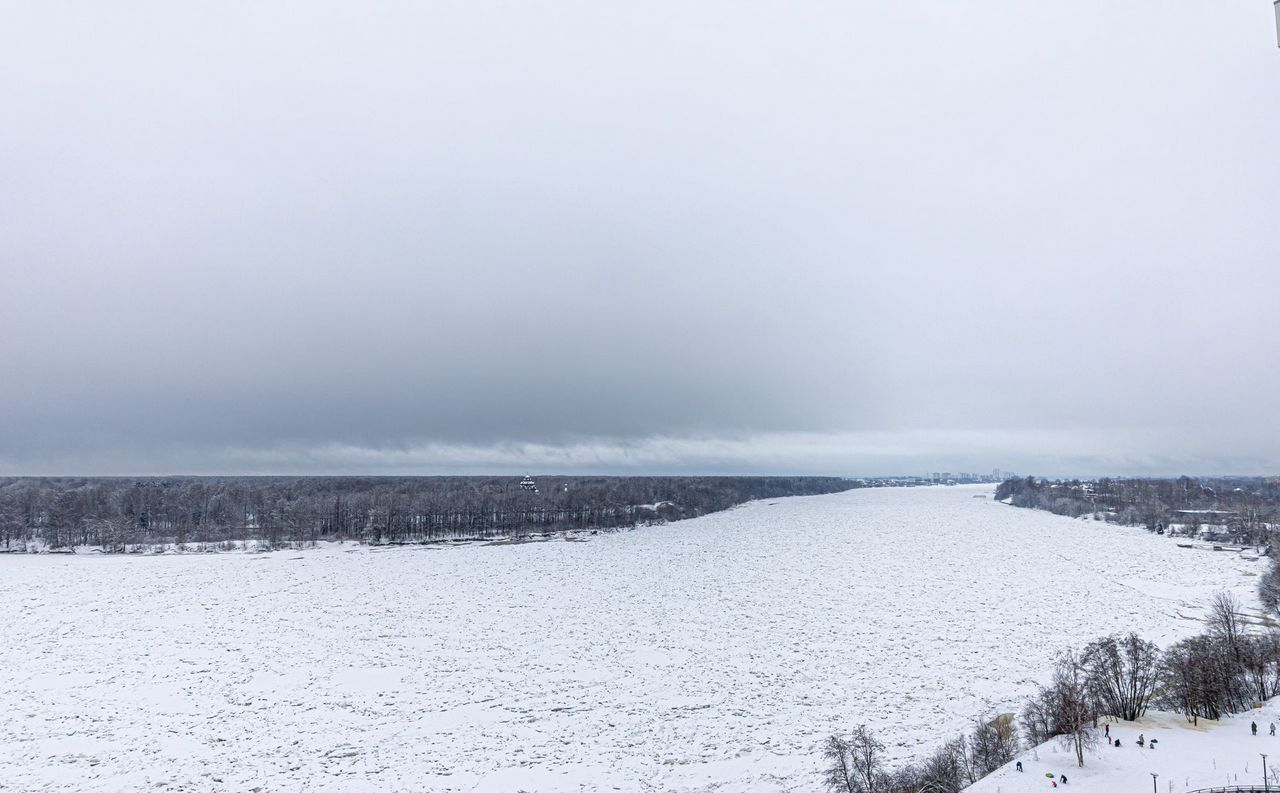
0 484 1262 791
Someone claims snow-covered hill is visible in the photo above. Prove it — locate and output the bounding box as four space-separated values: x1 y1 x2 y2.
0 485 1263 792
969 704 1280 793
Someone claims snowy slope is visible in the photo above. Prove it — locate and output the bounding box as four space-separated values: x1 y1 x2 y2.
968 704 1280 793
0 485 1263 792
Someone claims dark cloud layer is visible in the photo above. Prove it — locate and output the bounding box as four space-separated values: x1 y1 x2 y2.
2 3 1278 475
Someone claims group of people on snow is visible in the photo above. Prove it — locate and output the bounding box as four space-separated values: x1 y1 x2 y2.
1013 761 1066 786
1101 722 1156 749
1011 717 1280 788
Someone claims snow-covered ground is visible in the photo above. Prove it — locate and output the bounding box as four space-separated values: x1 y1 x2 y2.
970 704 1280 793
0 485 1263 792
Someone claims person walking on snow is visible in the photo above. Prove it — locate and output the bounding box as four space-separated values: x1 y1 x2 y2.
1253 721 1259 736
1016 761 1023 772
1271 722 1276 736
1105 723 1110 739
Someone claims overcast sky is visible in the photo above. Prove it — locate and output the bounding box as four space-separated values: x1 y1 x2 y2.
2 2 1278 477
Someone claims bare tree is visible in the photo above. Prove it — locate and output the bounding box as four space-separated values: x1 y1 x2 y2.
824 725 886 793
1240 631 1280 703
1020 689 1051 746
0 500 18 551
1260 562 1280 615
885 762 924 793
1208 591 1244 661
969 713 1019 776
915 738 968 793
1053 649 1097 767
1021 649 1098 766
1159 635 1237 723
1081 633 1160 721
824 735 859 793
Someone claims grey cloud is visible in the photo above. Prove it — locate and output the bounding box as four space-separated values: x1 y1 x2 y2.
1 2 1278 475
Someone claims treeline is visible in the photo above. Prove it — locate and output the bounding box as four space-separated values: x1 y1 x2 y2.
995 475 1280 545
0 475 855 552
824 591 1279 793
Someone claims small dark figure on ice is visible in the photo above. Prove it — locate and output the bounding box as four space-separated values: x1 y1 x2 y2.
1016 761 1023 772
1254 721 1259 736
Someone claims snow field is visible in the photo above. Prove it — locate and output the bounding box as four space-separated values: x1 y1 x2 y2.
0 485 1263 792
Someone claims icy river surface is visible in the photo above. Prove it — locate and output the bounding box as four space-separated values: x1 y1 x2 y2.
0 484 1262 792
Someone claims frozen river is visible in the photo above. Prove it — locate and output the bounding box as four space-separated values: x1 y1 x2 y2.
0 484 1262 792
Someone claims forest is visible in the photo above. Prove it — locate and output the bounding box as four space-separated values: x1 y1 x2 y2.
994 475 1280 545
0 475 855 552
